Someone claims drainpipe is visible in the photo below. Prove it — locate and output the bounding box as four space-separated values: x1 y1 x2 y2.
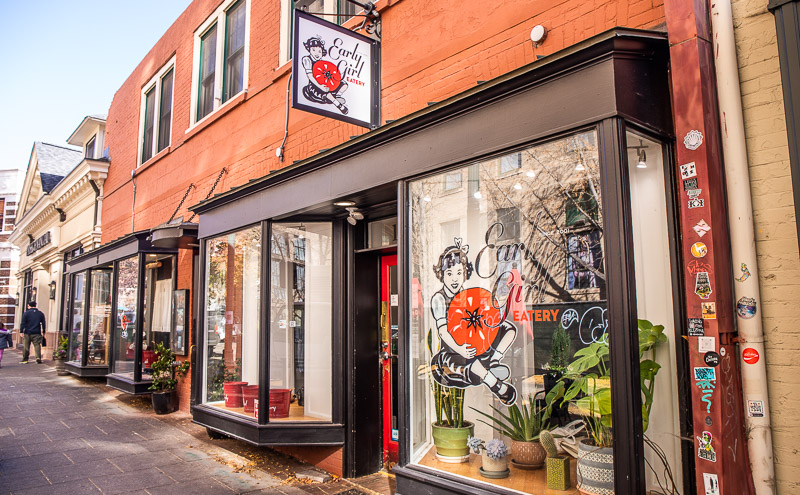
709 1 776 492
131 169 137 233
89 179 100 228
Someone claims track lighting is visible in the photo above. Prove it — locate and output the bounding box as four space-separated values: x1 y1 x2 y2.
346 207 364 225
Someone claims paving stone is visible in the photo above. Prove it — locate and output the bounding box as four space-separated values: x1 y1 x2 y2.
168 447 211 462
296 468 332 483
43 459 122 485
108 451 183 473
0 446 30 460
89 466 174 495
0 452 72 475
146 478 235 495
0 468 52 491
13 478 102 495
23 437 89 456
212 470 280 492
157 459 216 481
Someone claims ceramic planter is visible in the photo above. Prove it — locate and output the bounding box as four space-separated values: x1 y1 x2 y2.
577 438 614 495
431 422 474 462
547 455 571 490
510 440 547 468
480 451 509 478
54 359 69 376
151 390 179 415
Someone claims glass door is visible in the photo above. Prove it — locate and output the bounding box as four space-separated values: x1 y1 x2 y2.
381 254 398 466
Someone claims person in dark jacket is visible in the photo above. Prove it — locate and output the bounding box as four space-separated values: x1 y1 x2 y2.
20 301 46 364
0 321 12 368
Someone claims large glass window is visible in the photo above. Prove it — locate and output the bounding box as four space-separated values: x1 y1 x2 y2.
223 0 246 102
269 222 333 422
68 272 87 364
204 226 261 419
198 24 217 120
408 131 606 491
113 256 139 375
139 59 175 164
142 254 175 374
87 269 112 366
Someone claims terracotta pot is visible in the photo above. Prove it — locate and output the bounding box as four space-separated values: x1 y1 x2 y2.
577 438 614 495
431 422 474 461
510 440 547 468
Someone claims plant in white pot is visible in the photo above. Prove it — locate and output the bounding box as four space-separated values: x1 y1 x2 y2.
468 436 509 478
547 319 667 495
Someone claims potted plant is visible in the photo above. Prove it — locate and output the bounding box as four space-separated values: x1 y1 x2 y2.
468 436 509 478
431 380 473 462
543 324 572 425
471 393 552 469
148 342 190 414
547 319 667 495
540 429 570 490
54 335 69 376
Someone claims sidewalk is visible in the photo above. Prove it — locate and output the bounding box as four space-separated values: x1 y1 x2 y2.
0 350 388 495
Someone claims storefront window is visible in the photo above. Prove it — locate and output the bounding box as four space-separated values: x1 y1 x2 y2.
87 269 112 366
68 272 86 363
626 130 682 491
142 254 175 373
114 256 139 375
269 222 332 422
204 226 261 419
408 131 606 491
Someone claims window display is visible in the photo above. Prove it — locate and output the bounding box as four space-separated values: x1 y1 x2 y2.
87 269 112 366
68 272 86 364
203 226 261 418
142 254 175 373
113 256 139 375
269 222 332 422
408 131 607 491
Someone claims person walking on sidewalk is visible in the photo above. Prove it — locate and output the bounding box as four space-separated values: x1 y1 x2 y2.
0 322 11 367
20 301 46 364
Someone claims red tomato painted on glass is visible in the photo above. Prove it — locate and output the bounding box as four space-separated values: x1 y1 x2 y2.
312 60 342 92
742 347 759 365
447 288 502 355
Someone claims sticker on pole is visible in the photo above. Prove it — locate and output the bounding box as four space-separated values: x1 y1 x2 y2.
736 296 757 319
742 347 759 365
684 130 704 150
747 400 764 418
703 473 720 495
697 431 716 462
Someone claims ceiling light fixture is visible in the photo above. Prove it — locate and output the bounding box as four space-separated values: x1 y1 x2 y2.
334 200 356 207
574 162 585 171
346 207 364 226
513 183 522 190
526 170 536 178
629 139 649 169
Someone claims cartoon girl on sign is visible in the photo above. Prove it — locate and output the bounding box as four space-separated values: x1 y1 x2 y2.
301 36 349 115
430 238 518 405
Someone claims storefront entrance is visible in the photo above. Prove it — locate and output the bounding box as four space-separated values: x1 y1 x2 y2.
380 254 399 467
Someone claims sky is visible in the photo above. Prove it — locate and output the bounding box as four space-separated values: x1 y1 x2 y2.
0 0 193 185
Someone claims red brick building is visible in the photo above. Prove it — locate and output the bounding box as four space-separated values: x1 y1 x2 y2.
83 0 774 493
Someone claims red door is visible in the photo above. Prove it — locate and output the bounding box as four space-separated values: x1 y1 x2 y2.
381 255 398 466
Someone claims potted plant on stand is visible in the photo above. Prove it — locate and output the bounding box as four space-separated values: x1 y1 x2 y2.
148 342 190 415
54 335 69 376
547 319 667 495
467 436 509 479
471 393 552 469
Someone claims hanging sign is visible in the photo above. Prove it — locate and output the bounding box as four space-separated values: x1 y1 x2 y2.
292 10 380 129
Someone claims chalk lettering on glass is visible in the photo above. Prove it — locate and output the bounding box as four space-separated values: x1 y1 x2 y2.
561 306 608 344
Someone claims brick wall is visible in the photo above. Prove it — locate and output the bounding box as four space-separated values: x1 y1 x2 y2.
731 1 800 492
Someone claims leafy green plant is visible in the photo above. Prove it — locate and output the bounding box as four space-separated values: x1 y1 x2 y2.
471 394 552 442
148 342 190 392
427 329 466 428
54 335 69 360
546 319 667 447
549 325 571 372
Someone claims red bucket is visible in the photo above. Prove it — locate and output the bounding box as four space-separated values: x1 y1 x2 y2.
269 389 291 418
242 385 259 414
223 381 248 408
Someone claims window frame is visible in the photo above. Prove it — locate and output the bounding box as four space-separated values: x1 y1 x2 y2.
191 0 251 126
280 0 359 65
137 56 176 166
85 135 96 160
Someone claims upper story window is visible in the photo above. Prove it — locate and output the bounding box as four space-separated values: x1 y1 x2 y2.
193 0 250 123
85 136 96 159
280 0 358 64
139 57 176 164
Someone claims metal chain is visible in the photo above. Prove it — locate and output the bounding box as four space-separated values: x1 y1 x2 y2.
168 183 196 223
187 167 227 222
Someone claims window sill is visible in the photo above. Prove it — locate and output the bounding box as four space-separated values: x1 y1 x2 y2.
136 146 171 173
185 91 248 142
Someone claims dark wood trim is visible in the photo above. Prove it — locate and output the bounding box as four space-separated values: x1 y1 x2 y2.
394 465 541 495
259 221 270 425
396 180 410 468
106 373 153 394
109 260 119 375
598 118 645 493
769 0 800 250
192 241 207 408
332 220 346 427
134 252 145 383
64 362 108 378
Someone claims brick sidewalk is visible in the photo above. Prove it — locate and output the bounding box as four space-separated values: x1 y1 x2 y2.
0 350 380 495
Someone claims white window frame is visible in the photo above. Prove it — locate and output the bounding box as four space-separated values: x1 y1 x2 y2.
279 0 359 66
190 0 251 127
137 56 176 166
85 135 96 160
